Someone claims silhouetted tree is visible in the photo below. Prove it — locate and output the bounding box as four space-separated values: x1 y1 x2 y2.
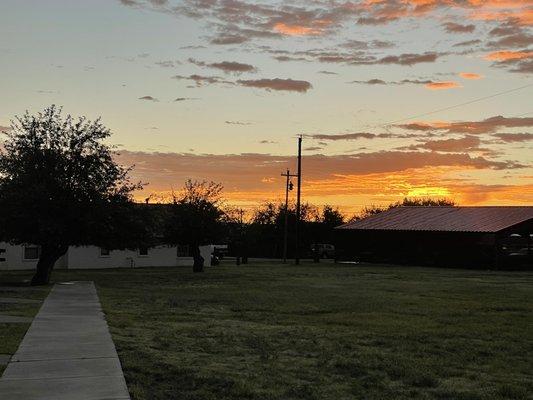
252 201 322 225
164 180 225 272
252 202 278 225
351 197 456 221
321 205 345 226
248 202 343 257
0 106 143 285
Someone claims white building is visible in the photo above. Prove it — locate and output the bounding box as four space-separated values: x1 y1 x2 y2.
0 243 207 270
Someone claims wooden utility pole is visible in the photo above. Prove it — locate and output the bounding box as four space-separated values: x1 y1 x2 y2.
281 169 297 263
295 136 302 265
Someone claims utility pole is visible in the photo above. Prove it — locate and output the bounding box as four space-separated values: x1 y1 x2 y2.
280 169 297 263
295 136 302 265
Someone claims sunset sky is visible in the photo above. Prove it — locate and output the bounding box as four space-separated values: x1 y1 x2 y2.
0 0 532 215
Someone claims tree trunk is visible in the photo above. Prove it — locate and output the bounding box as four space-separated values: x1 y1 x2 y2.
192 245 204 273
31 244 68 286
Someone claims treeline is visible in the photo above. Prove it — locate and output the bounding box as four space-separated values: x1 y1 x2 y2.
227 202 345 259
150 184 456 262
353 198 456 221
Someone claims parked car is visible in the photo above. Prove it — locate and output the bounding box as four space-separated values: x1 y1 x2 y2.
212 244 229 259
311 243 336 259
502 234 532 257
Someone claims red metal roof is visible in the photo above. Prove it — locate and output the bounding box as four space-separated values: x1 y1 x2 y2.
337 206 533 233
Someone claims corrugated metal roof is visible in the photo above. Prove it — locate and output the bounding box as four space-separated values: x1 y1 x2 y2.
337 206 533 233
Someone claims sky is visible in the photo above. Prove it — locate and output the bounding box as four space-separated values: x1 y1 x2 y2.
0 0 532 215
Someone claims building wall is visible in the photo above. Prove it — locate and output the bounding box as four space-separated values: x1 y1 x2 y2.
66 245 193 269
0 242 195 270
334 230 499 268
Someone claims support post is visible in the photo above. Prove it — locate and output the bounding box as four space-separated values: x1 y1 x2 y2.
295 136 302 265
281 169 297 263
283 170 290 263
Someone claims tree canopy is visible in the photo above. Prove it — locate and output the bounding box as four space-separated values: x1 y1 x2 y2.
163 180 226 272
0 106 144 284
354 197 457 221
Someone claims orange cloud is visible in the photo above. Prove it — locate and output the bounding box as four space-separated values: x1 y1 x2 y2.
466 0 531 8
273 23 322 36
485 50 533 61
135 167 533 215
459 72 483 79
120 150 531 215
424 81 461 90
471 9 533 25
398 115 533 134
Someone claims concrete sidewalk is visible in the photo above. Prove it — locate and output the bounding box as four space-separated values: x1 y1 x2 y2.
0 282 131 400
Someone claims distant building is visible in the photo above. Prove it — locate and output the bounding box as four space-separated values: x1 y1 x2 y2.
0 202 217 271
0 243 197 271
335 206 533 268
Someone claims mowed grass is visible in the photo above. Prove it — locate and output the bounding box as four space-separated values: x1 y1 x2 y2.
0 282 50 375
2 263 533 399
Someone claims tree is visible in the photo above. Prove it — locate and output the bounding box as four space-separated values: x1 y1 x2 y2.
321 205 345 227
164 180 226 273
247 202 343 258
0 106 142 285
351 197 456 221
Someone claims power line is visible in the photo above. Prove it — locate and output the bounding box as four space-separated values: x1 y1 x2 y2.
382 83 533 127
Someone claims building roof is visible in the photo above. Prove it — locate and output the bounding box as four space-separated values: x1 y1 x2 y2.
337 206 533 233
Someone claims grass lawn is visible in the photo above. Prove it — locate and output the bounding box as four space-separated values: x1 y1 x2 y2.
0 282 50 375
1 262 532 399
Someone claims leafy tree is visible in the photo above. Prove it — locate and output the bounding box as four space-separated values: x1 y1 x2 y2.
0 106 143 285
351 197 456 221
247 202 343 257
252 201 322 225
394 197 456 207
252 202 278 225
164 180 226 272
353 205 389 221
321 205 345 226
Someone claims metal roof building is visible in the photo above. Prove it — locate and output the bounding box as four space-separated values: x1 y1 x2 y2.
335 206 532 269
337 206 533 233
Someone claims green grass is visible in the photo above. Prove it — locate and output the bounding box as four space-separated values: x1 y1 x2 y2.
0 281 50 375
1 263 532 399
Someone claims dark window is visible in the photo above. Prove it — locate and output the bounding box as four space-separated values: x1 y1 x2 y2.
100 248 110 257
138 247 148 256
177 245 190 257
24 246 40 260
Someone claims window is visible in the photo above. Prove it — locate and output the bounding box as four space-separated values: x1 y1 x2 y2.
100 248 110 257
24 246 40 260
138 246 148 257
177 245 190 257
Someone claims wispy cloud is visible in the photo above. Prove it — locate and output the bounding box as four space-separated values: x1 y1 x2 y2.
459 72 483 80
397 116 533 134
225 120 252 125
425 81 461 90
189 58 258 74
172 74 312 93
155 60 181 68
350 78 461 90
236 78 312 93
305 132 403 141
442 22 475 33
138 95 159 102
484 50 533 74
494 133 533 143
